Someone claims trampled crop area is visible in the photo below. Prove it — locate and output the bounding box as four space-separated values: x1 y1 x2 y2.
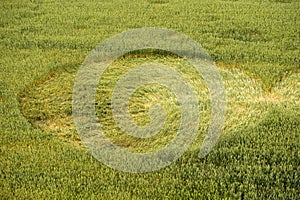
0 0 299 199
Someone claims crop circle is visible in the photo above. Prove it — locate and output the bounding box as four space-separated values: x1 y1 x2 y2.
72 27 226 173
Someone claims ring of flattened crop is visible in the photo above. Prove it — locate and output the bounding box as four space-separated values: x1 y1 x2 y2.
72 27 226 173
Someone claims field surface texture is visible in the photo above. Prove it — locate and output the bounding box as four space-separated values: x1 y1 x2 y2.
0 0 299 199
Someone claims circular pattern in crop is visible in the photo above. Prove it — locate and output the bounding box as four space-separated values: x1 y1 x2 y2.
72 27 226 173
